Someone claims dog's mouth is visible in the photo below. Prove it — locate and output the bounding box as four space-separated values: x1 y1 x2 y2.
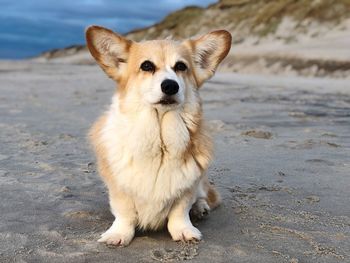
157 97 177 105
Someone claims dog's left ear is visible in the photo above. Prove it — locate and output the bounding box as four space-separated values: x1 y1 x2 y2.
86 25 132 81
184 30 232 86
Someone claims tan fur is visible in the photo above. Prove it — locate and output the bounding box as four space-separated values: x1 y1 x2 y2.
205 180 221 209
89 115 112 185
86 25 231 246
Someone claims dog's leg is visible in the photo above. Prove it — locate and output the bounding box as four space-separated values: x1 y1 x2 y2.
191 198 210 219
190 176 221 220
91 119 137 246
190 178 210 220
167 191 202 241
98 189 137 246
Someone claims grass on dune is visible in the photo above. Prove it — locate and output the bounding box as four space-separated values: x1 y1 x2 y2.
127 0 350 40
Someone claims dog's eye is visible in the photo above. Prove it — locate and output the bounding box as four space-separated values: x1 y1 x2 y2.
174 61 187 72
140 60 155 72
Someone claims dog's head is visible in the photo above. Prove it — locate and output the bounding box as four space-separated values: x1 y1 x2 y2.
86 26 231 110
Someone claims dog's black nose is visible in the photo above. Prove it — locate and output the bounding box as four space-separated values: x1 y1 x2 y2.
161 79 179 96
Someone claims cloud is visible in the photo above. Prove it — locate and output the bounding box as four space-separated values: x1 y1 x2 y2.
0 0 216 58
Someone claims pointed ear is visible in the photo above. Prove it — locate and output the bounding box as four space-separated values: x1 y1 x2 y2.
184 30 231 86
85 25 132 80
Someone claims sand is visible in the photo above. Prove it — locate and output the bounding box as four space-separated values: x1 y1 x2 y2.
0 61 349 262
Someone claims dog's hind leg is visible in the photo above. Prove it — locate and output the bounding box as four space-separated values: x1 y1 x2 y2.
190 197 210 219
205 182 221 210
190 176 221 220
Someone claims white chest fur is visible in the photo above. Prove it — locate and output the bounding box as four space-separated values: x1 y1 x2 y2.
100 98 201 228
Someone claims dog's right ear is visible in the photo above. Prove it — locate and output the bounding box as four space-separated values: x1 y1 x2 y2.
85 25 132 80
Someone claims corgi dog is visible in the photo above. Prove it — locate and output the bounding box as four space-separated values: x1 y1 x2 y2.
85 25 231 246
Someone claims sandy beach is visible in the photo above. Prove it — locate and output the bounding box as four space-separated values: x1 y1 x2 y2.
0 61 349 262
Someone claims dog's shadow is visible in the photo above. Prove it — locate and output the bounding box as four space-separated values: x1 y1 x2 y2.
92 194 233 247
96 207 211 241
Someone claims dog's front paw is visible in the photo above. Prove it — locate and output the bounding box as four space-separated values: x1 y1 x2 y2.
169 225 202 242
98 224 134 247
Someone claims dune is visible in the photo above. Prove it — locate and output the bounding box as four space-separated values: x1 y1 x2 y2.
33 0 350 78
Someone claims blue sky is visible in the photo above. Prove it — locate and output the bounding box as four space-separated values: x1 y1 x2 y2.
0 0 216 59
